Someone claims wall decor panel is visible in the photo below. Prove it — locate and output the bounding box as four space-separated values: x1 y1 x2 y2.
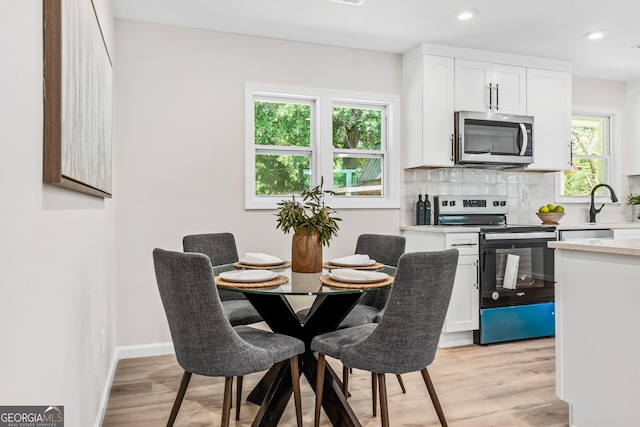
44 0 113 197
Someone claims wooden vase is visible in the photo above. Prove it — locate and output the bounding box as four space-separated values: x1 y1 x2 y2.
291 228 323 273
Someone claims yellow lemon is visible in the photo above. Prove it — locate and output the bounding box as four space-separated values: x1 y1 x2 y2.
539 206 549 213
546 203 555 212
554 205 565 213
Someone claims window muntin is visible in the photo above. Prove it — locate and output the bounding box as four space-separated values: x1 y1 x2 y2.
246 83 399 209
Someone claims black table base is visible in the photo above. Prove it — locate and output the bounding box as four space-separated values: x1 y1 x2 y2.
244 291 364 427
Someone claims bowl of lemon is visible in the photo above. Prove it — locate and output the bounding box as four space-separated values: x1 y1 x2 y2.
536 204 565 225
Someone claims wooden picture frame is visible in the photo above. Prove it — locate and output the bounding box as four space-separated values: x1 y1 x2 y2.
43 0 113 198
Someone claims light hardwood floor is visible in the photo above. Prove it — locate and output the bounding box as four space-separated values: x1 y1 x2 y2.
102 337 568 426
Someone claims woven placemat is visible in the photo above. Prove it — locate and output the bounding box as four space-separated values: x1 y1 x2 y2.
319 274 393 289
323 262 385 271
215 274 289 289
233 261 291 270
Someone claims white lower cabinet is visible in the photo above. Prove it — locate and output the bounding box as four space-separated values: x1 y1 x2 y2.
403 230 479 347
613 228 640 239
443 252 479 333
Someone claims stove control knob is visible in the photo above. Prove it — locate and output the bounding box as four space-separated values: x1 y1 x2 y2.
450 201 456 207
492 292 500 300
442 200 448 206
493 201 499 206
500 201 506 206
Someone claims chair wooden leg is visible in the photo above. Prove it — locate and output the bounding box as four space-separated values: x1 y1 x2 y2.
342 365 350 395
314 354 326 427
396 374 406 393
421 368 448 427
221 377 233 427
290 356 303 427
378 373 389 427
167 371 191 427
371 372 378 416
235 376 243 420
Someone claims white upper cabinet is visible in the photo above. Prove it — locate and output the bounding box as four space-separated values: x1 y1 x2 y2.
404 54 455 168
627 79 640 175
526 68 572 171
455 59 527 115
402 44 572 171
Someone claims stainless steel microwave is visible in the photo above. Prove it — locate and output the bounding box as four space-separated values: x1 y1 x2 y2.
454 111 534 168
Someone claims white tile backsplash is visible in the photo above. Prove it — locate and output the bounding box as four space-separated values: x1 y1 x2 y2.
403 168 639 226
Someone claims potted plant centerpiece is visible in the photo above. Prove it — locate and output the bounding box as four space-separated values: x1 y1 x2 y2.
276 179 341 273
627 194 640 221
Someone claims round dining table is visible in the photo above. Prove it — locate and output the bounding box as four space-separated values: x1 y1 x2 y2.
213 263 395 427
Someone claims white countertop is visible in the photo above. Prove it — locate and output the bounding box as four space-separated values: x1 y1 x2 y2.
401 222 640 234
401 225 481 233
548 238 640 257
554 222 640 230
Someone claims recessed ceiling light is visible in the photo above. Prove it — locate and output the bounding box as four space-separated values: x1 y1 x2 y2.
329 0 365 5
457 10 477 21
586 30 606 40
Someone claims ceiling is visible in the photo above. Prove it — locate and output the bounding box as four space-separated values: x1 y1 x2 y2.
110 0 640 82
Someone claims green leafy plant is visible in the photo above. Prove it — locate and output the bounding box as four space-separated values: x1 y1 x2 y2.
275 178 341 247
627 194 640 205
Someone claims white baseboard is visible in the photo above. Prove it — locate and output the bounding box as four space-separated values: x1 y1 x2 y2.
93 342 175 427
115 342 175 359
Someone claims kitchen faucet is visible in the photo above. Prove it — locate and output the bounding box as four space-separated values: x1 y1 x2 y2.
589 184 618 223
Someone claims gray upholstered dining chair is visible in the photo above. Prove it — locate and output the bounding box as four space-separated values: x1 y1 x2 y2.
183 233 263 326
340 233 406 328
311 249 459 427
153 248 304 427
336 234 407 409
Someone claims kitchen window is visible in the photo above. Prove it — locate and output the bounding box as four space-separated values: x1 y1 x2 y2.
245 83 400 209
556 106 620 203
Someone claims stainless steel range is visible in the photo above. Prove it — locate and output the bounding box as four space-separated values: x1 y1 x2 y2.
434 195 557 344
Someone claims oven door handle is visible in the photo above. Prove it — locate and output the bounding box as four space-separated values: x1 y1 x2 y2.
449 243 478 247
483 231 557 240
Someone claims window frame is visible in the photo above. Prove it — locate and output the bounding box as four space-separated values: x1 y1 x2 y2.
245 83 400 209
555 105 621 205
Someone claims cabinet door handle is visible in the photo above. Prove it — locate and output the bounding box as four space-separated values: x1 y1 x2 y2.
450 134 454 161
488 83 493 109
474 260 479 289
495 83 499 110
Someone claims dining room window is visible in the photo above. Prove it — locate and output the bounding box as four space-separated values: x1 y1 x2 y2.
245 83 400 209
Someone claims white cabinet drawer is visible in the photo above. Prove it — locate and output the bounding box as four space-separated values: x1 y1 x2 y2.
445 233 479 256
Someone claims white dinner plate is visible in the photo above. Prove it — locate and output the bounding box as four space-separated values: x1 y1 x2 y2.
329 258 377 267
219 270 279 283
239 258 285 266
240 253 285 266
329 269 388 284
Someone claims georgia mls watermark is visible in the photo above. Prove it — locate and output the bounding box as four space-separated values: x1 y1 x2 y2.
0 406 64 427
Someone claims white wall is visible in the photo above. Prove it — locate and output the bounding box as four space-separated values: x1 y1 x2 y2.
114 20 403 346
0 1 116 426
